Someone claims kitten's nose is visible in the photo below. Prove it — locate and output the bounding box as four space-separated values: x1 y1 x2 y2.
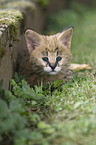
49 63 56 70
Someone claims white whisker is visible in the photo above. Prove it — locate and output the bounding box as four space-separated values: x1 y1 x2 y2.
36 70 44 73
60 70 65 74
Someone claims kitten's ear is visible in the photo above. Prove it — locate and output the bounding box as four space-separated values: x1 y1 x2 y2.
25 29 42 54
58 26 74 49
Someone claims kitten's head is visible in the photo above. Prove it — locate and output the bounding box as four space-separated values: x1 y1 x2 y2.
25 26 73 75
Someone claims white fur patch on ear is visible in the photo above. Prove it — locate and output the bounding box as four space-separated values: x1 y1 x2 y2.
58 27 73 49
25 29 42 54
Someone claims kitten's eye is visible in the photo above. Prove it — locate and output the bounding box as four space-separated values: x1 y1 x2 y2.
56 56 62 62
42 57 49 62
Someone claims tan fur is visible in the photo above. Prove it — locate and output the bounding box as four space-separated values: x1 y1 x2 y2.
18 27 73 86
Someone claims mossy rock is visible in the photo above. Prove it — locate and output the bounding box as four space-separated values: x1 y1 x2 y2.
0 1 36 62
0 10 23 40
0 9 23 62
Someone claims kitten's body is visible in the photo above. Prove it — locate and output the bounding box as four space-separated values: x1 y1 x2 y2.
18 26 73 86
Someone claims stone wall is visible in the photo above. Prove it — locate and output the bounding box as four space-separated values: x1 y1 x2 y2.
0 0 67 89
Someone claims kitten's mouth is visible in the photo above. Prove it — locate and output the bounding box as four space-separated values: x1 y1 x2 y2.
44 67 61 75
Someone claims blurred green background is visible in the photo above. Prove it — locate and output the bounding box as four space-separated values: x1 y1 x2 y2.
45 0 96 66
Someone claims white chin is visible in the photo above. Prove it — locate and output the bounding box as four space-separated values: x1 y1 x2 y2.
44 66 61 75
49 71 57 75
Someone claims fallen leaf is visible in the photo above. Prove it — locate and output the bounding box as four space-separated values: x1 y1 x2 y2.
70 63 92 71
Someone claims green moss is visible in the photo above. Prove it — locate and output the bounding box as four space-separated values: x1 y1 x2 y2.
0 9 23 63
0 10 23 40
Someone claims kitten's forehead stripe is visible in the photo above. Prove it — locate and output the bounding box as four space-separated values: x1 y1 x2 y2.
42 35 58 51
55 47 58 51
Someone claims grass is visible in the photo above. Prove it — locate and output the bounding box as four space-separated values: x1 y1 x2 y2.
0 3 96 145
45 74 96 145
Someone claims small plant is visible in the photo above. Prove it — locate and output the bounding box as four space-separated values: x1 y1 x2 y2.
0 77 54 145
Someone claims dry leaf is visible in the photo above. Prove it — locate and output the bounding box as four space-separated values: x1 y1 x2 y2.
70 63 92 71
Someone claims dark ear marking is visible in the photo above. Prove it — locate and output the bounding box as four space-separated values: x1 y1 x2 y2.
24 28 35 34
62 25 74 32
